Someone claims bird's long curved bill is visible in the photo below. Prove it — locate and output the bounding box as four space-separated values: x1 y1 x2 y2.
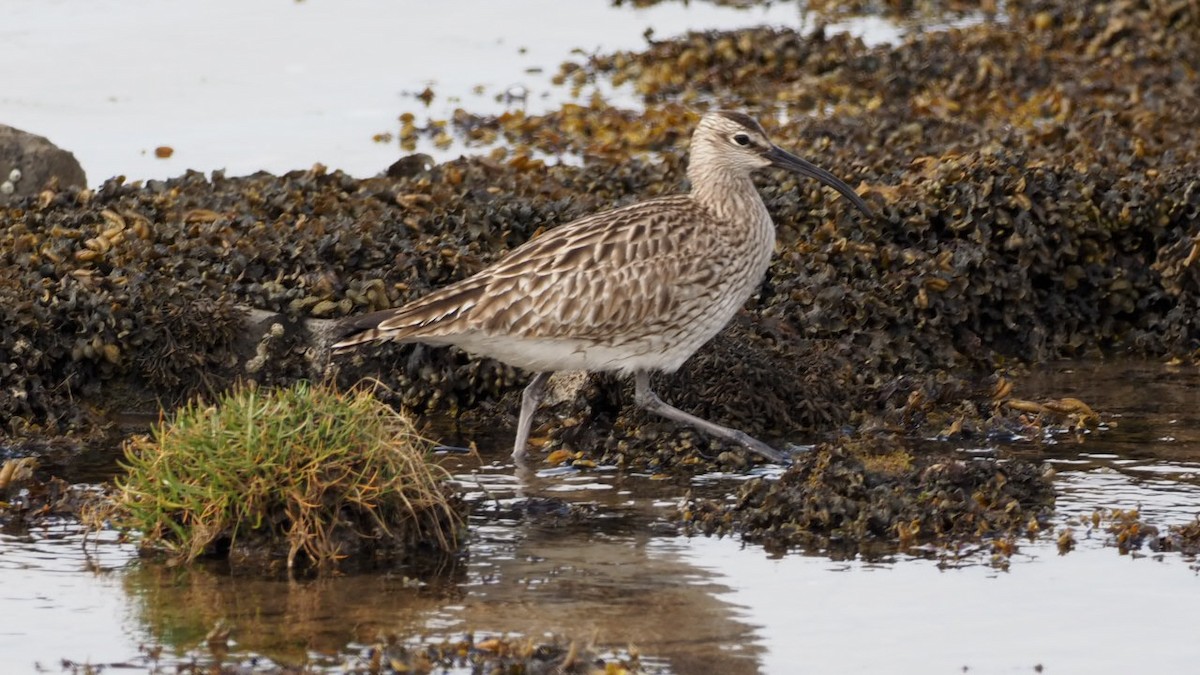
765 146 874 218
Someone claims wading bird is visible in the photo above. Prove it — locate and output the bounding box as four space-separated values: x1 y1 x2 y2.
334 111 873 463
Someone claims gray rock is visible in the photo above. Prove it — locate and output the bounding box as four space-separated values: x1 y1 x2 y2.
0 125 87 206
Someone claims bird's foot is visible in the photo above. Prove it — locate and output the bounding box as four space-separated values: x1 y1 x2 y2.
732 432 791 465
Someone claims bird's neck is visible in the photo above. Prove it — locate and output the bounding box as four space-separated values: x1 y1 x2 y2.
688 165 769 225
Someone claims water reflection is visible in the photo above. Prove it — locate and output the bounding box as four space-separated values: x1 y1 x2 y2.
110 460 763 673
122 564 459 665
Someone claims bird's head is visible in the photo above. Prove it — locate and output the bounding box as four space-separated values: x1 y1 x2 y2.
691 111 873 218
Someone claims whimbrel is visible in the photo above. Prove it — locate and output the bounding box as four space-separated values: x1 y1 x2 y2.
334 111 873 463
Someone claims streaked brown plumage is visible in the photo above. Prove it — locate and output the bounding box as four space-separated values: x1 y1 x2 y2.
335 111 873 463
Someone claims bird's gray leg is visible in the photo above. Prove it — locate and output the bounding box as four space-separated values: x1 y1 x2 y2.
513 372 551 461
633 371 788 463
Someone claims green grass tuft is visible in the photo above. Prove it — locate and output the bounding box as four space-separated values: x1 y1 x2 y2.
110 381 463 571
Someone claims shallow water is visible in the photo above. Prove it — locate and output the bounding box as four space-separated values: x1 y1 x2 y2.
1 0 985 183
3 360 1200 674
1016 360 1200 527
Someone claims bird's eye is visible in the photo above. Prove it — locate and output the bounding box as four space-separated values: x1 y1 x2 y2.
732 133 752 147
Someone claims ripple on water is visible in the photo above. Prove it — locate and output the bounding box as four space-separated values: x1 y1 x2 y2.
1053 467 1200 525
0 518 137 573
0 521 144 670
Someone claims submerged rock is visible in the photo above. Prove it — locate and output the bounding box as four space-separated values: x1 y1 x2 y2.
684 436 1056 559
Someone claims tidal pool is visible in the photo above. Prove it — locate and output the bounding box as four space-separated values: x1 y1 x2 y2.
2 360 1198 674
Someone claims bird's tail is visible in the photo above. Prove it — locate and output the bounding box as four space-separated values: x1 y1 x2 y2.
331 281 487 352
331 308 406 352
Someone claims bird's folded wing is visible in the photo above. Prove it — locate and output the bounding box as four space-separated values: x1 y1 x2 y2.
359 195 724 344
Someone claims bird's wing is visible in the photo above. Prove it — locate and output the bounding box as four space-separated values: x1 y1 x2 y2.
334 195 722 348
466 196 724 341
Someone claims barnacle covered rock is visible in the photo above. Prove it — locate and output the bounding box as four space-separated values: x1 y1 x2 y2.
684 436 1056 558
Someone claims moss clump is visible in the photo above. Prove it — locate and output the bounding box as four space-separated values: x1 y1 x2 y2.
110 381 463 572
